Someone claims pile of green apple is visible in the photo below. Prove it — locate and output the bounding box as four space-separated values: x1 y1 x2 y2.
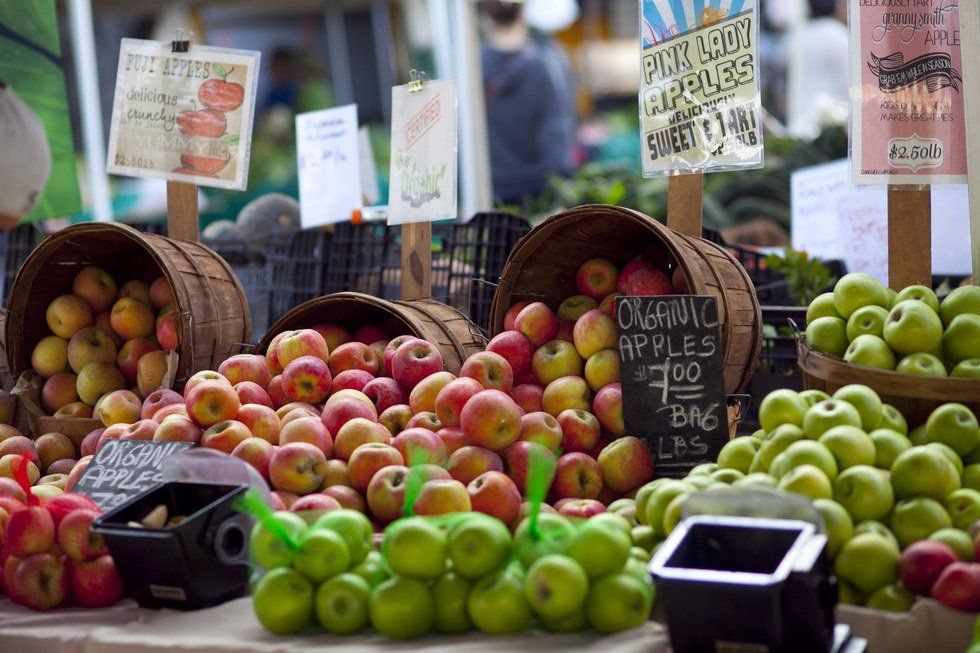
248 506 654 638
645 384 980 612
805 274 980 377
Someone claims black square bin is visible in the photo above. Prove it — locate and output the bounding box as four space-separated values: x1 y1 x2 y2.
93 482 251 610
650 515 837 653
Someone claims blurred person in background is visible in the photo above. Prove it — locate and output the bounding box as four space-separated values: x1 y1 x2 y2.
0 83 50 232
480 0 576 204
787 0 849 139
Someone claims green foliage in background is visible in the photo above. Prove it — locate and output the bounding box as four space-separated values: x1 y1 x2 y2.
763 248 837 306
0 0 81 221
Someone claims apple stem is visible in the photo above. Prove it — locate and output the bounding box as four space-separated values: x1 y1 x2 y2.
223 67 235 81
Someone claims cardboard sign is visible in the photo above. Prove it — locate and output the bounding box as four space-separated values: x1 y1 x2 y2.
850 0 966 184
639 0 763 177
107 38 260 190
387 78 458 224
296 104 362 228
791 159 973 283
73 440 194 512
616 295 728 477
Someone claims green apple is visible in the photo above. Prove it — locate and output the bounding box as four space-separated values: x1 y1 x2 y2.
943 314 980 364
687 463 718 476
929 528 975 561
382 516 447 580
939 285 980 327
819 425 876 469
252 567 315 635
352 550 389 587
294 528 350 583
807 292 842 324
771 440 838 480
608 501 638 526
644 481 694 538
249 511 307 570
895 285 940 313
758 389 809 432
685 474 713 491
585 572 653 634
633 484 658 525
896 352 947 377
662 494 688 535
833 465 894 521
524 554 589 619
538 607 588 633
800 389 832 407
631 525 657 552
870 429 912 469
565 520 631 578
803 400 863 439
884 300 944 355
369 576 434 639
838 580 865 606
890 446 961 500
890 497 952 548
778 464 832 500
879 404 909 435
944 489 980 530
750 428 766 441
587 511 633 536
433 572 472 633
854 521 901 551
844 334 897 370
813 498 854 558
734 472 778 489
708 468 744 484
313 509 374 566
909 424 929 446
750 426 805 473
833 533 899 594
630 546 649 561
865 582 914 612
514 513 574 567
448 514 512 579
467 566 533 634
832 384 883 431
622 557 656 602
717 436 761 473
964 464 980 492
927 442 964 476
834 273 890 319
952 359 980 378
807 317 849 357
927 403 980 456
846 305 889 341
314 572 370 634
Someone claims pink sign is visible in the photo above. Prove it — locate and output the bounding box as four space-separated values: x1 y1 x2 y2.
850 0 966 185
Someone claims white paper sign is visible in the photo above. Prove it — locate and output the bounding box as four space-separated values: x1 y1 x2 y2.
791 159 972 284
296 104 362 228
359 126 380 206
387 78 458 224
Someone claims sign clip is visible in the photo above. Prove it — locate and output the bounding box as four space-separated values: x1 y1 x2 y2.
171 28 193 53
408 69 426 93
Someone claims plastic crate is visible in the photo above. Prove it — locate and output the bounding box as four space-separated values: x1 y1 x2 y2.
742 306 807 432
0 224 44 305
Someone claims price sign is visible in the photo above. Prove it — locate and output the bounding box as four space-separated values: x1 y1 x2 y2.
106 38 260 190
616 295 728 477
296 104 362 228
73 440 194 512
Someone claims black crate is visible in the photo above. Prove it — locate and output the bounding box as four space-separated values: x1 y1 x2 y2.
0 224 44 305
742 306 807 432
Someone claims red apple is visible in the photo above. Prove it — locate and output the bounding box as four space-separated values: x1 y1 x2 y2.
348 442 403 491
505 440 557 494
437 427 468 455
70 554 124 607
3 505 55 556
322 485 366 513
447 446 504 485
267 375 289 409
218 354 271 388
312 323 352 352
353 325 387 346
404 412 441 432
932 562 980 611
231 437 275 480
514 302 560 347
234 381 273 409
598 293 621 318
332 369 375 393
486 330 534 378
378 404 413 437
519 411 563 451
382 335 414 376
366 465 411 524
467 471 521 524
321 459 350 488
363 377 407 413
119 419 158 441
152 415 201 443
277 329 330 367
237 404 280 445
42 493 97 527
7 552 67 609
57 508 107 561
557 408 602 453
200 420 252 454
460 390 522 452
328 342 380 377
552 453 603 500
140 388 183 421
322 396 377 437
509 384 544 414
414 479 471 516
281 356 333 404
392 428 447 466
269 442 327 494
504 301 531 331
597 436 654 492
900 540 959 595
391 339 444 390
461 351 514 392
279 416 333 456
151 403 188 423
0 477 26 503
557 498 606 519
434 377 484 428
334 418 391 461
185 379 241 428
593 383 624 436
290 493 342 513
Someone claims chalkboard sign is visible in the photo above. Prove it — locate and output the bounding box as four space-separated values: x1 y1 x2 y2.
616 295 729 477
74 440 195 511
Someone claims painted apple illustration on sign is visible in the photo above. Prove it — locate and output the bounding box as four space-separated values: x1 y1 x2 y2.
176 107 227 138
180 152 231 174
199 64 245 112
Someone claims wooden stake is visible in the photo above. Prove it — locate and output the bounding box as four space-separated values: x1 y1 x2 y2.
667 172 704 237
400 222 431 300
166 181 200 242
887 185 931 289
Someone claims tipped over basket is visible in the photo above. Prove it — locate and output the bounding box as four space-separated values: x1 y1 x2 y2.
256 292 486 374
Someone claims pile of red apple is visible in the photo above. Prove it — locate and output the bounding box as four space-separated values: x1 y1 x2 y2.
31 265 180 418
0 461 123 610
899 539 980 612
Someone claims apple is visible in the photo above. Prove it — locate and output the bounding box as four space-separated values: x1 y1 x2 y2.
391 338 444 390
771 440 838 480
290 493 343 513
926 402 980 456
584 572 651 634
117 279 150 304
870 429 911 469
69 553 124 608
525 553 589 619
392 427 447 466
252 567 315 635
572 310 616 361
592 383 623 436
434 377 483 428
805 317 849 357
408 371 455 415
576 259 618 299
312 508 374 568
542 376 592 417
32 335 70 378
96 389 142 426
141 388 183 420
46 294 93 339
834 532 899 596
777 464 833 500
717 436 761 474
833 273 890 319
943 314 980 365
368 575 434 639
109 296 154 341
505 440 557 494
944 488 980 530
437 426 468 455
67 327 117 376
228 437 274 479
531 340 584 386
33 433 73 474
322 396 377 436
844 334 897 370
199 419 251 453
347 442 402 491
931 561 980 611
447 446 503 485
802 399 863 438
39 372 77 414
328 342 380 377
811 498 854 559
446 513 511 579
234 404 278 444
278 329 330 367
460 390 522 451
551 452 602 500
468 471 521 524
135 349 171 397
7 552 68 610
890 497 952 548
366 465 410 523
0 437 38 467
467 566 532 635
56 508 106 561
831 384 883 431
891 445 961 501
951 359 980 378
332 369 375 393
939 285 980 324
281 355 333 404
818 426 876 469
3 504 54 556
514 302 560 348
218 354 271 387
846 305 889 341
381 515 448 580
279 416 333 456
75 362 125 406
503 301 532 331
310 323 352 352
519 411 563 452
320 459 351 488
557 295 598 323
184 379 240 428
269 442 327 494
505 386 541 416
896 352 947 377
414 479 472 516
322 486 365 513
381 335 413 375
931 528 974 562
183 370 229 395
118 418 158 441
379 404 413 436
583 349 620 392
314 573 370 634
833 464 894 521
556 408 601 453
898 539 957 595
461 352 514 392
65 458 91 491
362 377 407 414
334 417 390 460
882 299 943 356
598 293 621 319
72 266 117 312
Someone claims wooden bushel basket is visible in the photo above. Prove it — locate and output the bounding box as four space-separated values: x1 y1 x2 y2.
489 204 763 395
4 223 250 438
798 336 980 428
256 292 486 374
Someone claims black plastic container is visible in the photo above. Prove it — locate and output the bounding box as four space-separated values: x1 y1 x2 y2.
650 515 837 653
93 481 251 610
